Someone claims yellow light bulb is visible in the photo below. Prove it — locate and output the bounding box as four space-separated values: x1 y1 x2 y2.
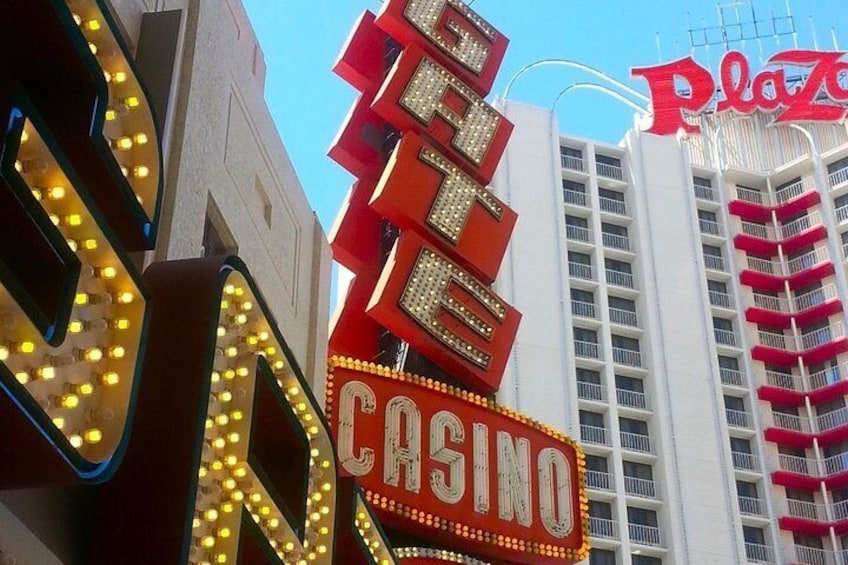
223 369 235 380
124 96 140 108
201 536 216 549
116 292 134 304
226 432 240 444
85 19 101 31
224 454 238 467
88 42 98 55
133 133 148 145
75 293 90 306
132 165 149 179
225 346 238 358
215 414 229 426
69 320 84 333
83 428 103 444
224 284 236 295
69 435 84 449
60 394 80 409
15 372 29 384
229 490 244 502
220 502 235 514
105 109 117 121
218 528 231 539
83 348 103 362
100 266 118 279
82 239 98 250
217 391 232 403
113 71 127 83
114 136 133 150
0 345 9 361
37 366 55 381
216 554 227 564
240 301 253 312
47 186 65 199
234 314 247 325
222 478 236 490
108 346 125 359
114 318 131 330
230 410 243 421
77 382 95 396
204 509 219 522
52 417 65 430
232 466 247 479
65 214 83 226
212 437 226 450
210 460 224 471
20 130 29 143
17 341 35 354
236 367 249 378
14 160 23 173
103 70 112 83
101 372 120 386
217 326 226 337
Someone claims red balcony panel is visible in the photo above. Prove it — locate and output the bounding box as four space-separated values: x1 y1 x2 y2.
781 226 829 255
800 337 848 366
795 299 843 328
746 306 792 329
772 471 821 491
779 516 829 537
808 380 848 405
753 345 799 366
729 199 772 222
733 233 778 255
741 269 786 292
788 262 836 290
824 472 848 490
774 191 821 221
758 385 805 407
765 427 814 448
833 520 848 536
811 425 848 448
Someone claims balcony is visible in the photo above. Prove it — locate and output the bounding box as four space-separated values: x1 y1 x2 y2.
777 453 817 477
816 406 848 433
761 364 848 405
566 224 592 243
695 183 717 202
738 495 766 516
599 196 627 215
769 411 811 434
609 307 638 327
714 328 740 348
620 431 654 454
720 367 745 387
628 523 663 547
563 189 588 207
586 470 614 491
580 424 610 446
709 290 732 308
704 254 727 271
796 284 839 313
612 347 642 368
745 542 775 564
624 476 658 499
617 388 649 410
730 178 818 222
589 516 618 539
596 161 624 181
568 261 594 280
750 284 844 330
786 499 828 522
699 218 723 237
606 269 635 289
577 381 606 402
836 204 848 224
793 546 848 565
772 452 848 491
829 165 848 188
732 451 760 472
572 299 597 319
740 247 833 292
735 211 826 255
561 154 585 172
753 322 848 366
574 339 601 360
602 231 631 251
726 408 752 429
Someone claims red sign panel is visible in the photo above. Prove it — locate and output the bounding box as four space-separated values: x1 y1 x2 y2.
326 358 590 565
633 50 848 135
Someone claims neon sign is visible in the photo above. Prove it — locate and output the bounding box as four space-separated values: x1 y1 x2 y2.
632 50 848 135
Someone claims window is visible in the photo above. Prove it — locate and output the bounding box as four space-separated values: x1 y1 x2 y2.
787 488 815 503
693 176 712 188
718 356 739 371
736 480 758 498
743 526 766 545
698 209 718 223
589 500 613 519
596 154 621 168
574 327 598 344
619 417 648 436
201 213 236 257
713 317 733 332
602 222 628 236
571 288 594 304
703 244 723 257
563 179 586 193
605 258 632 274
627 506 658 527
775 177 802 192
565 215 588 229
616 374 644 393
737 184 763 204
577 368 601 384
580 410 605 428
842 231 848 247
724 395 745 412
828 156 848 175
586 454 608 473
612 334 640 352
730 437 752 454
561 146 583 159
623 460 653 480
708 280 728 294
632 556 661 565
793 532 824 549
589 549 616 565
569 251 591 265
609 296 636 312
599 188 625 202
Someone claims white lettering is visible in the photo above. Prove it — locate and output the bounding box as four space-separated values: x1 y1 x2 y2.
384 396 422 493
429 410 466 504
338 381 377 476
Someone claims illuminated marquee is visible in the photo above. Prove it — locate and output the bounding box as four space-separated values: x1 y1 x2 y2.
329 0 589 563
632 49 848 135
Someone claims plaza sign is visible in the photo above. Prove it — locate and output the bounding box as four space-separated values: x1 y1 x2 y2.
632 49 848 135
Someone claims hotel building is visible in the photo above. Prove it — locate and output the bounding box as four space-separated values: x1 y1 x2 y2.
493 99 848 565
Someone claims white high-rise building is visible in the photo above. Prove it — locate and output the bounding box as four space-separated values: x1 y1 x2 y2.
492 99 848 565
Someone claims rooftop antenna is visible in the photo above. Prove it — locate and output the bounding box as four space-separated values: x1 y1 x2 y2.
809 15 820 51
832 27 841 50
655 32 663 63
785 0 799 48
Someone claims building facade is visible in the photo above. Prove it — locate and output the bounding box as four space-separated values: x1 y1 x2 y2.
493 99 848 565
0 1 330 562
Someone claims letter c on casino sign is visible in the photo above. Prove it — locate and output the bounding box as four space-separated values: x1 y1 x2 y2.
0 0 162 487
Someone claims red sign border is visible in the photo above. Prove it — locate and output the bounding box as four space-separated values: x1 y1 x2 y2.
325 355 591 564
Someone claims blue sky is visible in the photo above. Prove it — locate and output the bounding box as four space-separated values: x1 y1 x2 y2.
242 0 848 232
